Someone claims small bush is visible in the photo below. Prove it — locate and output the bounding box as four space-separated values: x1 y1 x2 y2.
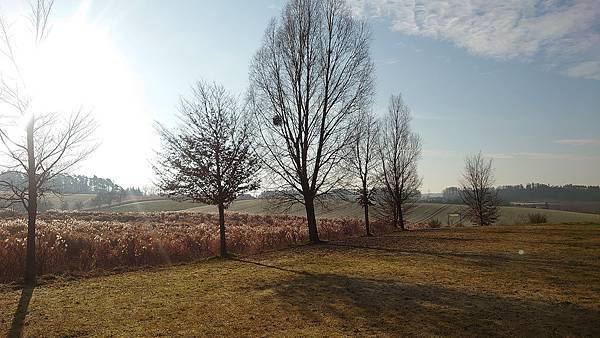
428 219 442 228
528 213 547 224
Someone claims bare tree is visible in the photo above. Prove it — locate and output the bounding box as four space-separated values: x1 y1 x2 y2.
377 94 422 230
347 111 379 236
154 81 260 257
0 0 98 285
459 152 499 226
248 0 374 243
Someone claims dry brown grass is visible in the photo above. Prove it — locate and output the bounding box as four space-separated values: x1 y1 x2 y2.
0 211 395 283
1 223 599 337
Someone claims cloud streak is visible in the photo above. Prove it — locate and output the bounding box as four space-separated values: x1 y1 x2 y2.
350 0 600 80
555 138 600 146
487 152 600 161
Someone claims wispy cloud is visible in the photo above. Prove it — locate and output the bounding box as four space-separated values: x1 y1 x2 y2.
555 138 600 146
350 0 600 80
487 152 600 161
563 61 600 80
425 149 600 161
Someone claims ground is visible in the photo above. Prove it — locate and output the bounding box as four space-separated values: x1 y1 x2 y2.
107 198 600 225
1 223 599 337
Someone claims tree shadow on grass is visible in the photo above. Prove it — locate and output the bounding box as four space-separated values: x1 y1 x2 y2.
7 286 34 338
325 241 599 271
236 260 600 337
231 258 312 276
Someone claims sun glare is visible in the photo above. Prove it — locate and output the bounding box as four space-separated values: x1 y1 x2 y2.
0 0 599 336
10 1 157 187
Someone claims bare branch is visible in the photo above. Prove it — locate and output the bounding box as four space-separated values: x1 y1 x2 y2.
248 0 374 242
459 152 499 226
376 94 422 230
153 80 260 207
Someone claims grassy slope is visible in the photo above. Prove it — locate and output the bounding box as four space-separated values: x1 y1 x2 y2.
186 199 364 218
186 200 600 224
498 205 600 223
1 224 599 336
53 194 599 224
16 191 596 226
103 199 201 212
38 194 96 207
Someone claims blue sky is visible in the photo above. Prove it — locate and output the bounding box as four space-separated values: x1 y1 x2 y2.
2 0 599 192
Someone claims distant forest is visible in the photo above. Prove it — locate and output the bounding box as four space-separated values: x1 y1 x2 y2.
496 184 600 202
0 172 146 211
0 172 144 196
442 183 600 203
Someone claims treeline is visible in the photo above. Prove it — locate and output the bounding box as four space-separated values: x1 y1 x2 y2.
496 184 600 202
51 174 120 194
0 172 144 196
442 183 600 203
1 171 146 211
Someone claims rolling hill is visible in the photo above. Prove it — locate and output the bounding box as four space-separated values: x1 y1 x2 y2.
101 198 600 225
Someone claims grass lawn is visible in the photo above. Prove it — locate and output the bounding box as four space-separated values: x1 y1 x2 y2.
187 200 600 225
1 224 599 336
102 199 201 212
44 195 600 225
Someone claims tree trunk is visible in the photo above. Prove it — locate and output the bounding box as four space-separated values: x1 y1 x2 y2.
361 183 372 236
391 203 398 229
364 204 372 236
398 206 406 231
218 203 227 257
304 196 320 243
25 117 37 286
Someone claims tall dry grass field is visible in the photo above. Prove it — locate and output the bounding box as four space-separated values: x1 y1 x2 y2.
0 211 396 283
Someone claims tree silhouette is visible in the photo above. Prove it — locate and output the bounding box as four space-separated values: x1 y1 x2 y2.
249 0 374 242
347 111 380 236
0 0 98 285
154 81 260 257
459 152 499 226
377 94 422 230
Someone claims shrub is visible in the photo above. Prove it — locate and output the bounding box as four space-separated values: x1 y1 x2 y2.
527 213 547 224
428 219 442 228
0 211 397 283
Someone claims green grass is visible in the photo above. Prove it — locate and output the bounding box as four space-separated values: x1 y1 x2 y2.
33 194 600 224
102 199 201 212
37 194 167 211
38 194 96 208
409 202 600 225
1 223 599 336
498 205 600 224
185 199 363 218
187 200 600 225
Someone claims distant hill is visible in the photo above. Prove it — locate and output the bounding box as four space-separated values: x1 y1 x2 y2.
101 198 600 225
0 172 147 211
440 183 600 214
0 172 129 194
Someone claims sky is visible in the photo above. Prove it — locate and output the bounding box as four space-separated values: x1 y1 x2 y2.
1 0 599 192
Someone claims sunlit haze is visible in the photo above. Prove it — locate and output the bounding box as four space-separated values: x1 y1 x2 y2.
1 1 600 335
2 0 599 191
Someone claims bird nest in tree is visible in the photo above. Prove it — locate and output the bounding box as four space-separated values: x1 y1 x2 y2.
272 115 283 126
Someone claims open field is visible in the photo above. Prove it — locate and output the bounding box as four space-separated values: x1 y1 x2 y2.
101 199 200 212
512 200 600 215
110 198 600 224
35 194 97 210
34 193 598 225
1 223 599 336
30 194 162 211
